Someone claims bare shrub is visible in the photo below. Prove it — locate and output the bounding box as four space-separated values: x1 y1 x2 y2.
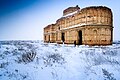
21 51 36 64
0 62 9 68
43 53 65 66
102 69 116 80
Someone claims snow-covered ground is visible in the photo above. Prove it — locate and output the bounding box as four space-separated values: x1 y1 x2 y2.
0 40 120 80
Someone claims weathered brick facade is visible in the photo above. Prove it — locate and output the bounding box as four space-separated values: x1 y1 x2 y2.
44 5 113 45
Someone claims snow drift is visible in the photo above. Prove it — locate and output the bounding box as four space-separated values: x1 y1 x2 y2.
0 40 120 80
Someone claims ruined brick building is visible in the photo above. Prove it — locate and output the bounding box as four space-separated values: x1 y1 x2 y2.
44 5 113 45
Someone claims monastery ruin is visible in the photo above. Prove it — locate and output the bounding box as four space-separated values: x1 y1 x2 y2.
44 5 113 45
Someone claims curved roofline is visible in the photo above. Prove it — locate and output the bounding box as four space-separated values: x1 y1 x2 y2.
63 5 80 13
44 6 112 29
81 6 112 12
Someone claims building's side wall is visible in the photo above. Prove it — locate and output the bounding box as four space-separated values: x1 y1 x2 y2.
83 26 112 45
44 25 56 43
44 27 50 43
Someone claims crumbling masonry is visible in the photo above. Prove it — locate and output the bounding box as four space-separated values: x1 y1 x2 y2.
44 5 113 45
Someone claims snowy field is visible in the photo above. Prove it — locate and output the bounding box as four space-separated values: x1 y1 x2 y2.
0 40 120 80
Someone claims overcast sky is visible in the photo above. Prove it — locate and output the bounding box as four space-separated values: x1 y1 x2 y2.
0 0 120 40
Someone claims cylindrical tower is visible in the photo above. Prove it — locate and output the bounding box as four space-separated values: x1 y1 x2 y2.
81 6 113 45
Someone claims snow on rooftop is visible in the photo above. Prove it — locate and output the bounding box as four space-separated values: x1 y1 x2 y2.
62 11 78 17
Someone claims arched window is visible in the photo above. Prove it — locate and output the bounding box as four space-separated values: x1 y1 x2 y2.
58 27 60 30
93 30 97 40
93 30 97 34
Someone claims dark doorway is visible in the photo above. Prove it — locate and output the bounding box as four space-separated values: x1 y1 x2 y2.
78 30 82 45
45 35 46 40
49 35 50 42
56 33 58 41
61 33 65 42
